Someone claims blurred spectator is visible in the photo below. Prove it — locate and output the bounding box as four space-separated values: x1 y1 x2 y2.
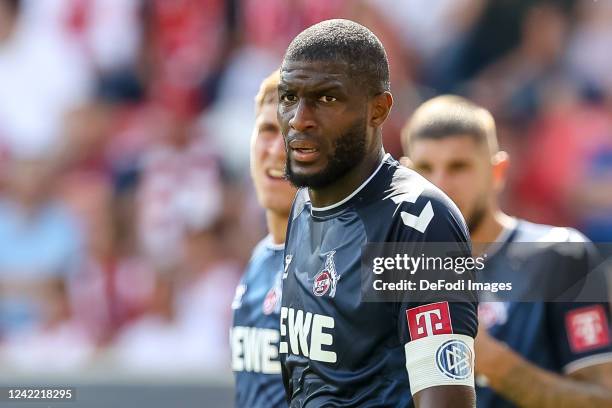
0 279 95 372
66 0 143 75
0 0 92 158
19 0 142 74
425 0 574 93
368 0 484 63
565 0 612 97
467 2 570 123
0 156 91 370
110 211 239 373
145 0 229 111
510 96 612 242
176 225 240 369
136 109 223 272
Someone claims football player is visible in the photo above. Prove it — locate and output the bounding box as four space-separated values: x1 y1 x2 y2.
230 70 296 408
401 95 612 407
278 20 478 407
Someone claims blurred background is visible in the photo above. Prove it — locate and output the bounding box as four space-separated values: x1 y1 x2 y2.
0 0 611 406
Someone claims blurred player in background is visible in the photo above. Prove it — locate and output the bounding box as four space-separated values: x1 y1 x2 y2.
230 70 296 408
278 20 477 407
401 95 612 407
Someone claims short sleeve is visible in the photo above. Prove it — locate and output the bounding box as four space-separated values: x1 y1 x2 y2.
549 302 612 373
389 192 478 394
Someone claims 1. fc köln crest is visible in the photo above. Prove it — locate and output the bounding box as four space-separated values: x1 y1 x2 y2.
313 251 339 297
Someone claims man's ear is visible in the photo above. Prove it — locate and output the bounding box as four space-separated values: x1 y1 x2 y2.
491 151 509 192
370 91 393 128
399 156 413 169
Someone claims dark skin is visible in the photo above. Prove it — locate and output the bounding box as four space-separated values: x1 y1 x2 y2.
278 59 475 408
278 59 387 207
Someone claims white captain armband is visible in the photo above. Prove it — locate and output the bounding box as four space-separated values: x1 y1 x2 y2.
404 333 475 395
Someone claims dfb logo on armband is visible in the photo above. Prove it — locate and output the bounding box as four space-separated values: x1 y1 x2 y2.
436 340 473 380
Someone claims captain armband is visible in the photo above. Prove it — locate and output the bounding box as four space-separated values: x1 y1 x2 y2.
404 333 475 395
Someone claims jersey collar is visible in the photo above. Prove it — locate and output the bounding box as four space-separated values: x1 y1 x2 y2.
485 217 520 260
308 153 391 217
263 235 285 251
494 217 519 244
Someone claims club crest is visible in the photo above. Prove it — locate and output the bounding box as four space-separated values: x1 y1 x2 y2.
262 286 280 315
262 271 283 315
313 251 339 297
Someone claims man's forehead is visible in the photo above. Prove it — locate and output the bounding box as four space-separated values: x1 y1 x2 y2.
280 60 352 87
257 102 278 122
411 135 486 160
413 135 481 149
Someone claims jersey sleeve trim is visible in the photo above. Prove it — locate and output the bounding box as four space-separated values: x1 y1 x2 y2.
563 352 612 374
404 333 475 395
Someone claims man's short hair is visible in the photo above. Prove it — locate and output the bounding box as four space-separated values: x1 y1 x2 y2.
282 19 390 96
402 95 499 155
254 69 280 115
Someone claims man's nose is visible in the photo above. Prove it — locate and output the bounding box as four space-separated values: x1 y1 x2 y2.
429 171 453 196
288 100 316 132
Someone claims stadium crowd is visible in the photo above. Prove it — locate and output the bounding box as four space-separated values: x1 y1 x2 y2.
0 0 611 377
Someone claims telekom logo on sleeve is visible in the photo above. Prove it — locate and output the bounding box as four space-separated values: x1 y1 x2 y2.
406 302 453 340
566 305 611 353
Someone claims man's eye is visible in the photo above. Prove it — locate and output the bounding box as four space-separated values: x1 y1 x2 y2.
318 95 337 103
449 162 469 172
281 94 297 103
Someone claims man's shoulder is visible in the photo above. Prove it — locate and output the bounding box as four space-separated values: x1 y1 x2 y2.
355 158 468 241
385 160 460 208
250 235 274 258
290 188 310 221
243 236 283 278
514 219 590 244
381 160 467 233
501 219 596 279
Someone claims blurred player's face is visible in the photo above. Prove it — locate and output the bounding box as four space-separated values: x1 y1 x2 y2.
250 101 296 216
278 60 370 189
407 135 493 232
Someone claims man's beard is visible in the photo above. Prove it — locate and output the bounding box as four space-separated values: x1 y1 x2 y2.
285 118 367 189
466 194 488 233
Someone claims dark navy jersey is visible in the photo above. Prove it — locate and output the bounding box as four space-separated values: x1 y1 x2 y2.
231 236 287 408
280 154 478 407
476 219 612 408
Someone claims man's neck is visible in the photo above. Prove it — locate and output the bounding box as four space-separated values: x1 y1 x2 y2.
266 210 289 245
308 149 384 208
471 209 515 244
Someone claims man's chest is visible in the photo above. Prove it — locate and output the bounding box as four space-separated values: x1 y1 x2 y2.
282 216 366 311
280 218 398 365
233 264 282 328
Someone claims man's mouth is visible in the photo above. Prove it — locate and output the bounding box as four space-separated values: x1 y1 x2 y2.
291 148 321 163
293 147 317 153
289 140 321 163
266 168 285 180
